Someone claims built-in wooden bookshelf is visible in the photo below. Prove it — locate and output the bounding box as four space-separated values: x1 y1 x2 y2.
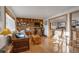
16 18 44 36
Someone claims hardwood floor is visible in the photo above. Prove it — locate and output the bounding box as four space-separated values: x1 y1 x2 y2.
23 37 51 53
20 37 79 53
22 37 65 53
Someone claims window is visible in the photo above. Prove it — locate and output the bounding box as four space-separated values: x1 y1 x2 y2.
6 13 16 33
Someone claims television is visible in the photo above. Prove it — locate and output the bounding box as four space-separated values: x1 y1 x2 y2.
34 22 40 27
15 32 25 38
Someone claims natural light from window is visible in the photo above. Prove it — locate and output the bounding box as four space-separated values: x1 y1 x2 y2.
6 13 16 33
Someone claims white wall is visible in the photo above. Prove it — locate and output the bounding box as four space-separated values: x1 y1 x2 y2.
0 6 8 49
0 6 5 32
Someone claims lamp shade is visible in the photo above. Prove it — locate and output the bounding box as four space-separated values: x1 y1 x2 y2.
0 28 12 35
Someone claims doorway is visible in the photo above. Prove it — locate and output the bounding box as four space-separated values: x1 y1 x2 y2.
49 15 69 53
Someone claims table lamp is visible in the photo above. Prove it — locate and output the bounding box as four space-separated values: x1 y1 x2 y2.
0 28 12 35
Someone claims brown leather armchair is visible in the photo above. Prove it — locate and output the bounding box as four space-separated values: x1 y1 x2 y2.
32 34 41 45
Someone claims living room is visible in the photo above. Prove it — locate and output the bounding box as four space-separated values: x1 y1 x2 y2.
0 6 79 53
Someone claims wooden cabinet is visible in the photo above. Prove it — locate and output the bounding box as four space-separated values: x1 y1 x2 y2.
11 38 29 53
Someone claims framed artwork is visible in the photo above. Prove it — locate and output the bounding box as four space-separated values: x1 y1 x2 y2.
71 20 79 29
57 22 66 29
76 20 79 29
72 20 76 27
76 20 79 26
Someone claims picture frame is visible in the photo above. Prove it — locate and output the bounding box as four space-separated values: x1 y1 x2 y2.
76 20 79 29
76 20 79 26
57 21 66 29
72 20 76 27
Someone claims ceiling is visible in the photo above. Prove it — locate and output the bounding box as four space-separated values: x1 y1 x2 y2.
10 6 77 19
